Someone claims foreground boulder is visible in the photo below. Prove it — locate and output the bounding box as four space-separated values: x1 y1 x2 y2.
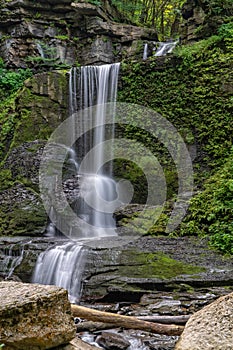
175 292 233 350
0 282 76 349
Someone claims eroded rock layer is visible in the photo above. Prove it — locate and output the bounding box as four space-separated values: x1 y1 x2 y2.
0 0 157 67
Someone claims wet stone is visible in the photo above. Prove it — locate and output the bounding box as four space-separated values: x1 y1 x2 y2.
96 331 131 350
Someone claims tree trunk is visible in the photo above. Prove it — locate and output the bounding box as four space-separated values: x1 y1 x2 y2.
71 305 184 336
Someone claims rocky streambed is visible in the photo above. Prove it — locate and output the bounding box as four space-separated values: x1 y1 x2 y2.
0 235 233 349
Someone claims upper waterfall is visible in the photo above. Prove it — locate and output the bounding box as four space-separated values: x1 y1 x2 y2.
50 62 121 239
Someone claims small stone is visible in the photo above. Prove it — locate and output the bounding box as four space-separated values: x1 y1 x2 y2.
96 331 131 350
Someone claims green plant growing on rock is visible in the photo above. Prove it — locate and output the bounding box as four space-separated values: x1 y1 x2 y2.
181 148 233 254
0 59 32 101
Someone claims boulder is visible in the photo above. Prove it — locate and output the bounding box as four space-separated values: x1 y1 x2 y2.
175 292 233 350
0 281 76 349
96 331 131 350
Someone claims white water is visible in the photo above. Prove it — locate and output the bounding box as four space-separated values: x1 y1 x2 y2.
154 40 178 57
33 63 120 301
74 63 120 237
32 242 87 303
1 242 29 279
36 41 45 58
143 43 148 60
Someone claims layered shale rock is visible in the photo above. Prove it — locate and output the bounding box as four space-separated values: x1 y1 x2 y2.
0 281 76 349
0 0 157 68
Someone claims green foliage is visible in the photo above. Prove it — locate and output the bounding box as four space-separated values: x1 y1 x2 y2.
207 0 233 16
74 0 101 5
0 169 13 190
0 61 32 101
87 0 101 5
27 42 71 70
181 149 233 254
0 94 17 161
218 22 233 38
119 33 233 253
55 35 69 41
174 35 221 65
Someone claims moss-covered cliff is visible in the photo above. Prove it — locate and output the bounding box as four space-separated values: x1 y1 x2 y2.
117 24 233 252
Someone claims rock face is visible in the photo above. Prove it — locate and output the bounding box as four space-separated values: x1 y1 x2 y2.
0 70 69 237
180 0 233 42
0 0 157 68
0 281 76 349
175 292 233 350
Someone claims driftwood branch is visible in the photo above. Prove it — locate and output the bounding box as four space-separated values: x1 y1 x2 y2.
71 304 184 336
137 315 190 325
76 321 116 332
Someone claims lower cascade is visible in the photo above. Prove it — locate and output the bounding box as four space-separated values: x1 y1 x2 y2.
32 242 87 303
32 63 120 301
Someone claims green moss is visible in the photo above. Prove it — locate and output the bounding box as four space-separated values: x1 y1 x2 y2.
0 189 46 237
0 94 17 161
118 251 206 279
118 32 233 252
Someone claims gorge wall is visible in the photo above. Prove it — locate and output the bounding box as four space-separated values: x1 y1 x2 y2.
0 0 157 68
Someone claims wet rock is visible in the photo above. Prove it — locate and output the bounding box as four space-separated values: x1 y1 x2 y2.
175 292 233 350
96 331 130 350
59 337 101 349
0 183 47 236
0 281 76 349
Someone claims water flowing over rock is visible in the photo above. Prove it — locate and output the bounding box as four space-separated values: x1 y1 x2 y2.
33 63 121 301
175 292 233 350
32 242 87 303
0 281 76 349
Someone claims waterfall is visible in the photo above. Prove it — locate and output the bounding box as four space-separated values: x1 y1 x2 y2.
143 43 148 60
65 63 121 237
36 41 45 59
0 242 28 279
154 40 178 57
33 63 120 301
32 242 87 303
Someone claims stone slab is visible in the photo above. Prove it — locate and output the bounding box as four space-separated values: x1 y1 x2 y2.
0 281 76 349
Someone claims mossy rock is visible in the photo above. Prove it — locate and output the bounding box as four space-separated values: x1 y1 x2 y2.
0 184 47 236
118 250 206 279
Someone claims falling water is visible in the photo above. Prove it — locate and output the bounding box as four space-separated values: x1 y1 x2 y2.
33 63 120 301
36 41 45 58
0 242 29 279
32 242 87 303
154 40 178 57
143 43 148 60
72 63 121 236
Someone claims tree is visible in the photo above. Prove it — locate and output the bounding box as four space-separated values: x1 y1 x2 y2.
110 0 186 39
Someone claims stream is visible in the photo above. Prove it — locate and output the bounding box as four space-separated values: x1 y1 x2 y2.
1 235 233 350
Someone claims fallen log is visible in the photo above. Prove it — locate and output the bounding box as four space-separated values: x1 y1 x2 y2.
76 321 116 332
76 315 190 332
71 305 184 336
137 315 190 325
